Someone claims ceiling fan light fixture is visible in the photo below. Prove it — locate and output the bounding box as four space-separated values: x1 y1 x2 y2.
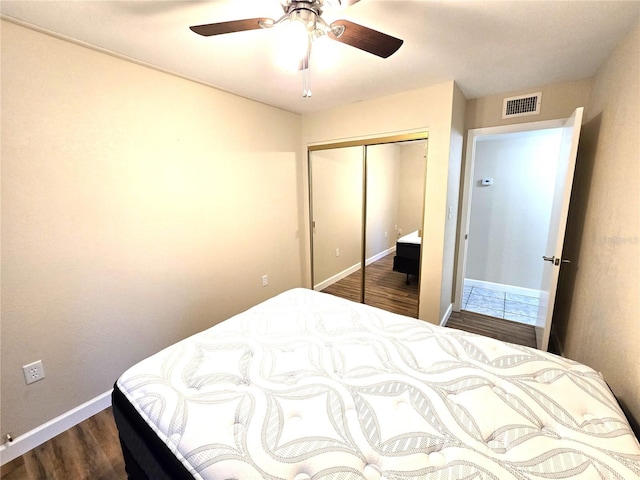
309 31 334 70
288 6 318 30
278 5 321 97
275 19 310 71
190 0 403 98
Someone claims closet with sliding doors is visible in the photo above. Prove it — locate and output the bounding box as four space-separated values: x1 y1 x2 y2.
309 133 428 318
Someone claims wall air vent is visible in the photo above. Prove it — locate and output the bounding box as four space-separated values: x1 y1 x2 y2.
502 92 542 119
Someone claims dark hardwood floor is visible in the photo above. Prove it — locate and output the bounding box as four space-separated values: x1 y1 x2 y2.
446 310 537 348
2 256 536 478
322 252 420 318
1 407 126 480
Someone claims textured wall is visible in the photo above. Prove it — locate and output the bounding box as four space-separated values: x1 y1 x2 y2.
1 20 303 438
554 21 640 424
302 81 461 325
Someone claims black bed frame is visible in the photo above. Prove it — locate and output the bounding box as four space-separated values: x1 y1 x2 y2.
112 386 192 480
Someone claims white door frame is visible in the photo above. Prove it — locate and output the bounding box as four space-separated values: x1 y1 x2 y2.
454 118 568 314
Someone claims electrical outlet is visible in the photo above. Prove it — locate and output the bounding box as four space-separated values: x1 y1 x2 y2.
335 248 340 257
261 274 269 287
23 360 45 385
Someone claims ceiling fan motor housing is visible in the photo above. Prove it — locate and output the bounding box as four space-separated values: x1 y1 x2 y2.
286 0 323 31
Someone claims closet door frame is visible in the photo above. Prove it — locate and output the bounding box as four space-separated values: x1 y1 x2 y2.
308 131 428 305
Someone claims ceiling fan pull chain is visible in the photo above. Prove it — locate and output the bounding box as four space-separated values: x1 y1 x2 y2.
303 41 312 98
302 58 307 97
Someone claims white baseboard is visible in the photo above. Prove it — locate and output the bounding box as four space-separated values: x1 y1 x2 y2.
314 263 361 291
314 247 396 292
440 303 453 327
0 390 112 466
535 326 544 350
366 246 395 266
464 278 541 299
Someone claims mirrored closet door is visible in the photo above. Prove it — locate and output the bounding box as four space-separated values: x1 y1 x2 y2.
309 134 428 317
310 146 364 303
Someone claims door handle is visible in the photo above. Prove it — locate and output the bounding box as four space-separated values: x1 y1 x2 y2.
542 255 571 266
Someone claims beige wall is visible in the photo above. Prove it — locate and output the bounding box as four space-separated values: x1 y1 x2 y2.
397 142 427 237
554 21 640 422
302 81 463 325
366 144 401 259
465 78 592 130
1 21 303 438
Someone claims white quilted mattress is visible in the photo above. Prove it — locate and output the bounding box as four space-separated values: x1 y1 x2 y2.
117 288 640 479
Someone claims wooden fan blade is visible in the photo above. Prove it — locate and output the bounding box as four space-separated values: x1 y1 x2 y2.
328 19 403 58
190 18 273 36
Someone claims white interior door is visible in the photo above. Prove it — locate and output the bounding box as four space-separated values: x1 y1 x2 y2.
536 107 584 351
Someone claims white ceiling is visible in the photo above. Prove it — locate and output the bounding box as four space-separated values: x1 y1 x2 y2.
2 1 639 114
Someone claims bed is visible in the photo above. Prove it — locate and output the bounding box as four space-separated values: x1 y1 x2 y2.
392 230 421 284
112 288 640 479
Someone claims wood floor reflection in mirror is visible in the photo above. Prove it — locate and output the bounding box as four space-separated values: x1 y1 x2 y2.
321 252 419 318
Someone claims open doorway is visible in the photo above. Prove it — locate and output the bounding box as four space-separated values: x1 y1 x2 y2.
455 110 584 351
462 128 563 325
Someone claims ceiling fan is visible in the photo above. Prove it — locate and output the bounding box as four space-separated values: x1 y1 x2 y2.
189 0 404 97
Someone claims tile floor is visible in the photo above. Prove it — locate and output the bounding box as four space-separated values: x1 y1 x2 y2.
462 284 540 326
